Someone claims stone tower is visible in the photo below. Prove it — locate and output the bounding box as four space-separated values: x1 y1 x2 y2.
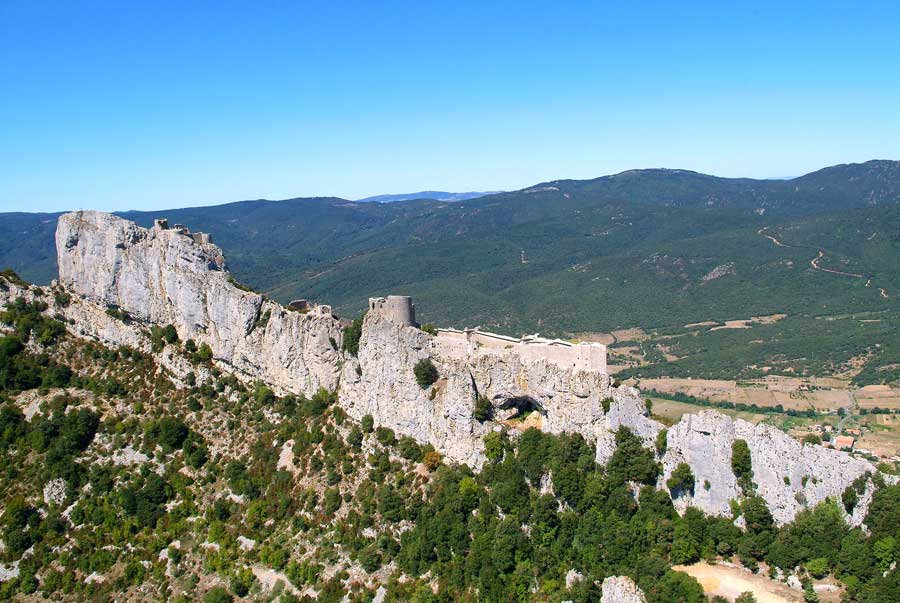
368 295 416 326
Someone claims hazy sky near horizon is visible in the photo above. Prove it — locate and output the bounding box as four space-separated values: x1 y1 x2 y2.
2 1 899 213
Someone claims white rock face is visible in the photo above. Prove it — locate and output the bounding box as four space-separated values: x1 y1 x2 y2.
601 576 647 603
56 211 343 396
339 313 638 468
661 410 876 524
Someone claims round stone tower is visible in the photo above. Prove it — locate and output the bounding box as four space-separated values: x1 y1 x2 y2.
384 295 416 326
368 295 416 326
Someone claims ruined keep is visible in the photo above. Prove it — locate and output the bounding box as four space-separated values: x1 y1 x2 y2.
368 295 416 326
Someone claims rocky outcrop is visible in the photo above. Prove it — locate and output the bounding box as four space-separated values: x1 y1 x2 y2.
55 211 342 396
661 410 876 525
1 210 882 528
340 313 642 467
600 576 647 603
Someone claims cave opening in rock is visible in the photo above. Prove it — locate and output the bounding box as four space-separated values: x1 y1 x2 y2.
496 396 546 422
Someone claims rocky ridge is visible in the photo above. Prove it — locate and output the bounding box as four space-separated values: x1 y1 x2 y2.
20 210 884 525
56 211 343 396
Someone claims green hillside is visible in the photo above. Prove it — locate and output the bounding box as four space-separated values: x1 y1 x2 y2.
2 160 899 382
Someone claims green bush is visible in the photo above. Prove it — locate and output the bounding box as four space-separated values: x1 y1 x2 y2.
341 316 364 356
204 586 233 603
413 358 438 388
145 416 189 451
473 396 493 422
731 439 754 492
195 343 213 361
666 462 696 496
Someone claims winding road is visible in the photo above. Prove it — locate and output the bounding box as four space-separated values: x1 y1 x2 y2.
759 228 888 298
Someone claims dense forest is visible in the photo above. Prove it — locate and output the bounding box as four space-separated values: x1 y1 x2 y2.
1 278 899 602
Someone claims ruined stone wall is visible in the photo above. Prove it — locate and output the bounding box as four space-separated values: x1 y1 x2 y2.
435 328 607 373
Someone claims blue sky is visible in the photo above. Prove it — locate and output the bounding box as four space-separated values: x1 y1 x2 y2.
1 1 899 212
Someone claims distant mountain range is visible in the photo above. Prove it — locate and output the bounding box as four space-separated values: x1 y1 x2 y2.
356 191 500 203
2 160 899 383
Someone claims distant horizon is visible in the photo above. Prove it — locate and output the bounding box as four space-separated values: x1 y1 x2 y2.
0 158 896 215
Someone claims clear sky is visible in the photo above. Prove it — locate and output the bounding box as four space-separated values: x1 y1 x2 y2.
1 1 899 213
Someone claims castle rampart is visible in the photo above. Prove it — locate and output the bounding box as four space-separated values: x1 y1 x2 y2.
434 327 607 374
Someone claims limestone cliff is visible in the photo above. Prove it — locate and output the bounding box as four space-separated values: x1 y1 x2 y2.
339 312 636 467
660 410 876 525
11 210 882 527
55 211 342 396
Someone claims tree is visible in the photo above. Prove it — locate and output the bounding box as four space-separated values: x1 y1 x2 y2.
608 426 660 485
666 462 696 497
646 570 706 603
732 439 753 492
341 316 364 356
203 586 233 603
806 557 829 579
145 416 189 451
735 593 757 603
195 342 213 361
803 434 822 445
413 358 439 388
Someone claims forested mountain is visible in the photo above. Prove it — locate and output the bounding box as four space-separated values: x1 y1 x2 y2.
2 160 900 382
356 191 496 203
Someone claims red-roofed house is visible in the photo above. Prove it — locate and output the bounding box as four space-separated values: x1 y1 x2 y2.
834 435 855 450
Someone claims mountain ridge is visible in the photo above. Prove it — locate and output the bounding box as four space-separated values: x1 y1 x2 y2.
2 160 899 385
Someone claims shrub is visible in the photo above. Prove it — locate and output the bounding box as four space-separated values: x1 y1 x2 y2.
802 434 822 445
195 343 213 361
484 431 505 462
398 436 421 461
361 414 374 433
341 317 364 356
422 450 442 471
413 358 438 388
805 557 829 579
731 439 754 492
420 323 437 336
655 428 668 455
666 462 696 496
375 426 396 447
473 396 493 422
204 586 233 603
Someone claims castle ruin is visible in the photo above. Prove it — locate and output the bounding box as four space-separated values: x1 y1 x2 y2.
434 327 607 374
153 218 212 244
368 295 416 326
370 294 607 374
